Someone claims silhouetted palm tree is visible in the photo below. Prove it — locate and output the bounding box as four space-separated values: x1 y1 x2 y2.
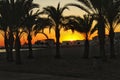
34 17 53 39
67 0 106 59
43 3 69 58
22 10 40 59
88 0 107 59
0 0 39 64
63 15 94 58
22 10 52 58
13 0 39 64
103 0 120 58
0 0 15 61
78 15 94 58
0 17 10 61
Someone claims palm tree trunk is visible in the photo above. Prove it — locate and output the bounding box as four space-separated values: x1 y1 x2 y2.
27 31 33 59
98 16 106 60
98 35 105 58
4 32 10 61
55 25 61 58
8 31 14 61
15 33 21 64
83 33 89 58
109 27 116 58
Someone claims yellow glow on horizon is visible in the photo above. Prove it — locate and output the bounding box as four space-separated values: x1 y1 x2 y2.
62 34 83 42
19 28 84 45
60 30 84 42
34 28 84 43
0 24 120 46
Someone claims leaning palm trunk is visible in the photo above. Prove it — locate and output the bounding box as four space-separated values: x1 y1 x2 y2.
83 33 89 58
15 33 21 64
27 32 33 59
55 26 61 58
109 27 116 58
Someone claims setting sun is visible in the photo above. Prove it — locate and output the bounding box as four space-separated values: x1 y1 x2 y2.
61 30 84 42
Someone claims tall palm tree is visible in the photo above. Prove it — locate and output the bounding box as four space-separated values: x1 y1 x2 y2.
0 17 10 61
13 0 39 64
0 0 39 64
88 0 107 59
103 0 120 58
22 10 53 58
0 0 15 61
43 3 69 58
67 0 106 59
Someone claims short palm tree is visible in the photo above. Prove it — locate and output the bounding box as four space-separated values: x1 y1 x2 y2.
22 10 40 59
78 15 94 58
43 3 69 58
34 17 53 39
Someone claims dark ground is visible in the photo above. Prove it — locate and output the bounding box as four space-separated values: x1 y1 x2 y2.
0 46 120 80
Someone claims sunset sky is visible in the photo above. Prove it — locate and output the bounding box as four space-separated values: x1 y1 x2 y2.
32 0 88 42
0 0 86 46
32 0 87 44
0 0 120 46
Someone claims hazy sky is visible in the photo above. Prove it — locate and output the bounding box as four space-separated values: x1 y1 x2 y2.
33 0 86 17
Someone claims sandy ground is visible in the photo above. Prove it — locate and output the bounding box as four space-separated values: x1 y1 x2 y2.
0 46 120 80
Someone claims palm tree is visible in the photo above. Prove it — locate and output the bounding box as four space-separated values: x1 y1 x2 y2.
103 0 120 58
22 10 40 59
67 0 106 59
34 17 53 39
13 0 39 64
90 0 120 58
79 15 94 58
0 17 10 61
0 0 39 64
43 3 69 58
0 0 15 61
22 10 53 59
63 15 94 58
88 0 107 59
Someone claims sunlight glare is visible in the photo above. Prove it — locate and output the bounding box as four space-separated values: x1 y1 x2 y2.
61 30 84 42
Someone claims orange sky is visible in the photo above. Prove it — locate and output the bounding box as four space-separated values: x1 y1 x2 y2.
0 0 89 46
0 24 119 46
0 28 85 46
20 28 86 45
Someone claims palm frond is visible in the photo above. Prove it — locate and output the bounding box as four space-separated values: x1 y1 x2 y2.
77 0 96 13
60 6 69 15
57 2 60 11
90 24 97 35
66 3 91 14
